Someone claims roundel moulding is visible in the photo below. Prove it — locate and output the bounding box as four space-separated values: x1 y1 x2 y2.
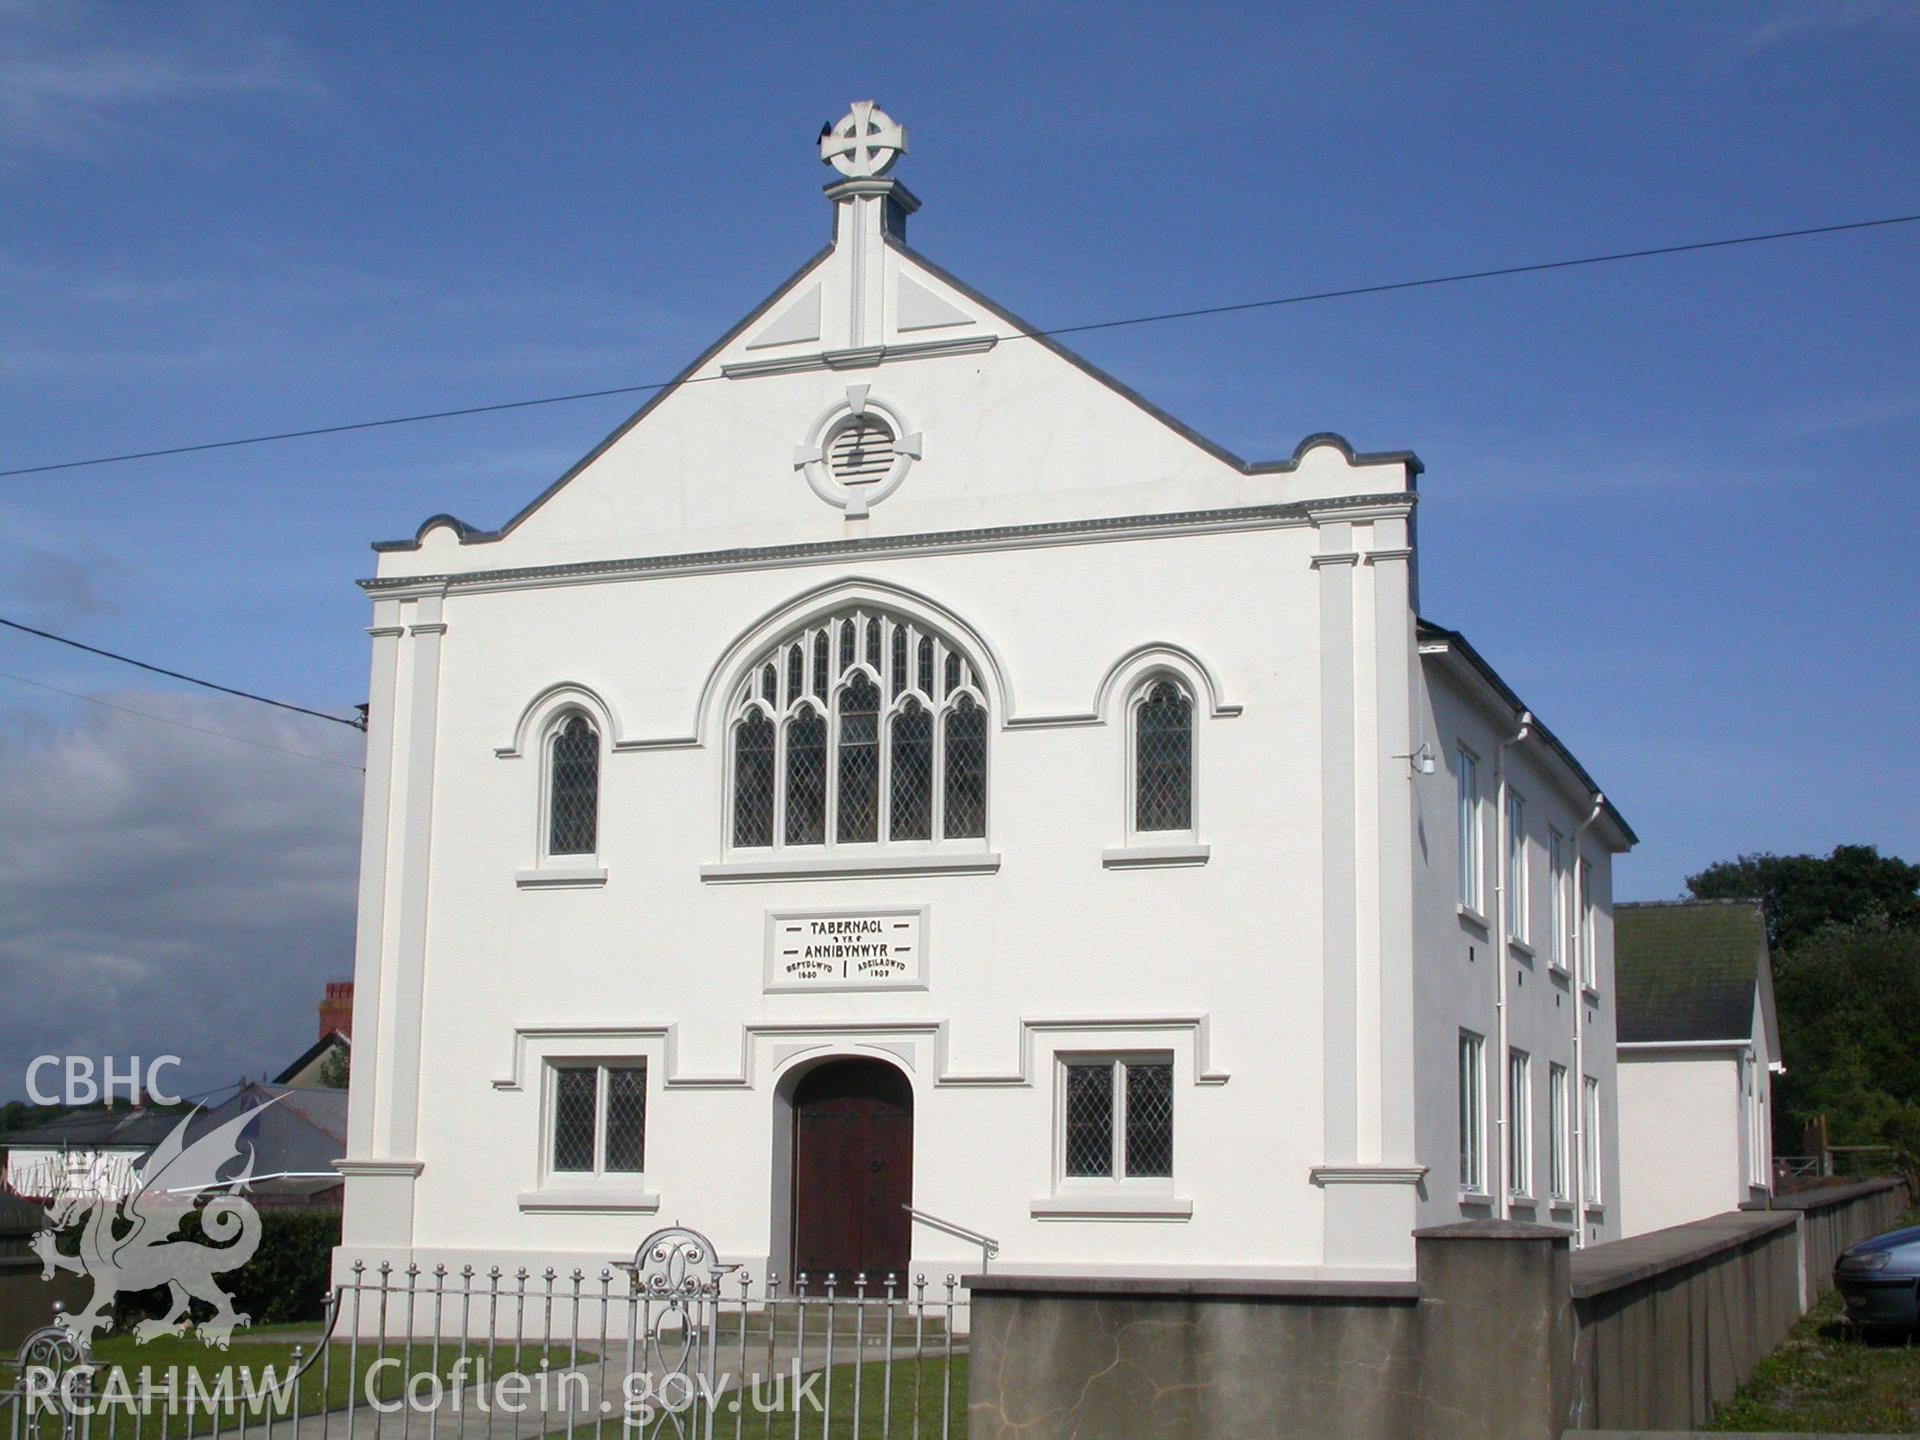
792 384 923 517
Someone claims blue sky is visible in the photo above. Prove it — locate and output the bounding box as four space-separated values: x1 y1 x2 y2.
2 1 1917 1097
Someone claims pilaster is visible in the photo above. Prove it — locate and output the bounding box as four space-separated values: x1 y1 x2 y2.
344 602 403 1161
1314 523 1359 1166
341 588 443 1255
386 595 446 1158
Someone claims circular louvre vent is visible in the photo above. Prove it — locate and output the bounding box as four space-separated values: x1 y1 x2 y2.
826 416 896 485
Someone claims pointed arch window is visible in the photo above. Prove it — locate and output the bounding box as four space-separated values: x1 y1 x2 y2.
726 607 989 851
1132 680 1194 835
547 714 600 856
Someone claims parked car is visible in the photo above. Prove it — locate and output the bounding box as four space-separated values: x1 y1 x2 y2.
1834 1224 1920 1328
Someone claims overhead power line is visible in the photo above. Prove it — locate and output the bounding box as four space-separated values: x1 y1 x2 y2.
1 211 1915 482
0 670 366 772
0 615 365 730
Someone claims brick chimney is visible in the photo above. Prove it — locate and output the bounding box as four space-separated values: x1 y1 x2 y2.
320 981 354 1040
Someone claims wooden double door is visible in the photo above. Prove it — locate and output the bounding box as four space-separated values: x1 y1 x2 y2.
790 1059 913 1282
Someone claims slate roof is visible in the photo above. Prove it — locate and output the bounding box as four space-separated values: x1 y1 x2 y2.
189 1083 347 1181
3 1105 186 1149
1615 900 1767 1044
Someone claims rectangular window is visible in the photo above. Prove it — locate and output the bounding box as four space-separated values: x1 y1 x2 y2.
1582 1075 1602 1204
1579 859 1597 989
1458 1032 1485 1194
1062 1058 1173 1180
1505 792 1529 943
548 1062 647 1176
1549 1064 1570 1201
1457 748 1482 912
1548 831 1569 970
1507 1049 1531 1196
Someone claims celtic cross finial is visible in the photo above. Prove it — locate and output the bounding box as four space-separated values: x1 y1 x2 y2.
820 101 907 179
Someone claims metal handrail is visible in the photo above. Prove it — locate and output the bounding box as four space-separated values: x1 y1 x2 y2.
902 1204 1000 1272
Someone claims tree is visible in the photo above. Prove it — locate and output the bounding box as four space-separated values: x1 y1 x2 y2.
1686 844 1920 954
316 1043 350 1090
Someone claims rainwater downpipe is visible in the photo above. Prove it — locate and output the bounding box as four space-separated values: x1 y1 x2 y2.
1493 710 1532 1220
1570 792 1605 1249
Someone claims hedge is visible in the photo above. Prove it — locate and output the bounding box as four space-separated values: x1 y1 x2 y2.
112 1207 341 1329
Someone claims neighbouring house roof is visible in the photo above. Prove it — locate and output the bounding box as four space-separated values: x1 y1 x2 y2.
2 1105 185 1150
274 1030 350 1086
186 1083 347 1189
1615 899 1769 1045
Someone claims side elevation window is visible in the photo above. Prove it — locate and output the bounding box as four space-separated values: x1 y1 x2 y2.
1507 1049 1531 1197
1578 859 1597 990
1132 680 1194 835
1505 791 1529 944
1457 748 1482 913
547 715 600 857
1062 1057 1173 1181
1458 1031 1486 1194
1548 830 1570 970
727 609 988 850
549 1061 647 1176
1548 1063 1570 1201
1582 1076 1603 1204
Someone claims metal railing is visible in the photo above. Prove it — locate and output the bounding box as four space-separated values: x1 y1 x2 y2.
1 1225 968 1440
899 1208 998 1275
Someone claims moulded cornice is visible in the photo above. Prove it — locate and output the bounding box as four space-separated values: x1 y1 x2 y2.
362 493 1416 599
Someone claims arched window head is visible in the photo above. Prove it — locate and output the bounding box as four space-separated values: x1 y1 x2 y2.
727 606 988 850
1133 680 1193 835
547 714 600 856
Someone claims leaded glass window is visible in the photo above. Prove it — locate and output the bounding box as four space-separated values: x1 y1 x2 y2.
1133 681 1193 834
943 695 987 839
1062 1057 1175 1181
784 707 827 845
727 607 989 850
837 673 880 844
550 1066 596 1172
732 711 776 847
1063 1065 1114 1178
1124 1063 1174 1177
547 715 599 856
549 1061 647 1177
604 1066 647 1173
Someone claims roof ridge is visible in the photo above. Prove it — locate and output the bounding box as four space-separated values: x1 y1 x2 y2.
1617 898 1764 909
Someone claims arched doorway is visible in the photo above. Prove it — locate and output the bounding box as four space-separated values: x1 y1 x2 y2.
789 1058 913 1282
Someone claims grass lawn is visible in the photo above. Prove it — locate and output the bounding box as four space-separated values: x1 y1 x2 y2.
737 1353 966 1439
1710 1289 1920 1433
5 1333 583 1439
537 1354 967 1440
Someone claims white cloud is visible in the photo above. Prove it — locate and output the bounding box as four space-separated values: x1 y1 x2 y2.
0 1 324 166
0 687 363 1102
1734 0 1920 55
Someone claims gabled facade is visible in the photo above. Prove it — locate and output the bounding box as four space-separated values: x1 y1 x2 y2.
338 104 1632 1283
1614 899 1780 1236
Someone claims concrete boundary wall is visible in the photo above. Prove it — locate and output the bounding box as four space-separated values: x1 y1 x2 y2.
1768 1178 1911 1303
966 1179 1909 1440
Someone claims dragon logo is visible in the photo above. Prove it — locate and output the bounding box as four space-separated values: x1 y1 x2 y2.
32 1102 273 1350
